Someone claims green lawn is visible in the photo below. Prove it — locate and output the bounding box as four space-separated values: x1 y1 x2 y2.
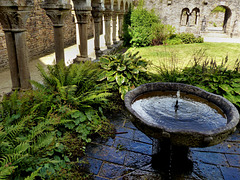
128 42 240 71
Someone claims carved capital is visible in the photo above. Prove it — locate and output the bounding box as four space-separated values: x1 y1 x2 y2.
104 10 112 21
92 10 102 23
112 14 117 21
75 10 91 24
0 7 31 31
45 10 69 26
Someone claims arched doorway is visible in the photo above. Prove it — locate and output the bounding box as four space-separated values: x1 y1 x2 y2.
208 5 232 33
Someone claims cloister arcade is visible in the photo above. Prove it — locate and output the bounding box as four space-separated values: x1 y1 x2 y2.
0 0 132 91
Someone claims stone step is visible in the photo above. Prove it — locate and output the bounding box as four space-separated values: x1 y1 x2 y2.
200 31 229 38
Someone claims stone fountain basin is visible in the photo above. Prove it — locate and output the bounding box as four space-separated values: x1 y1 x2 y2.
124 82 239 147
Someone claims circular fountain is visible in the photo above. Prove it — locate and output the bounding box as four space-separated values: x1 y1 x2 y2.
124 82 239 174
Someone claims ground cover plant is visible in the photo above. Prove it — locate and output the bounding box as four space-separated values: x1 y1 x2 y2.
0 61 115 179
98 51 150 100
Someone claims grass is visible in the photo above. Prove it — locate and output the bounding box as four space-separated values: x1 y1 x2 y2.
128 42 240 72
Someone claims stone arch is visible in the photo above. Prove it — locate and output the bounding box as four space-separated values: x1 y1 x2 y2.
104 0 112 9
190 8 200 26
125 1 129 12
180 8 190 26
113 0 118 11
208 5 232 33
120 0 124 11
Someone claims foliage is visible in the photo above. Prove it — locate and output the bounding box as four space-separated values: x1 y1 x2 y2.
151 23 176 45
123 8 132 46
154 50 240 109
177 33 204 44
211 6 226 13
0 61 114 179
98 51 150 99
129 7 159 47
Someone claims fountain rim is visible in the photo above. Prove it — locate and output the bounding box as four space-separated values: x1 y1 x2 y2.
124 82 239 136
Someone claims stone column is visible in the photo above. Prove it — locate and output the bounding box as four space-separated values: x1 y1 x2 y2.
104 10 112 49
118 12 124 40
92 8 103 59
112 13 117 44
75 10 91 61
4 31 20 90
0 6 32 91
41 4 71 64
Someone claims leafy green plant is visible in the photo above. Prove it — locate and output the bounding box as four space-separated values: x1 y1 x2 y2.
98 52 149 99
123 8 132 46
151 23 176 45
129 7 159 47
177 33 204 44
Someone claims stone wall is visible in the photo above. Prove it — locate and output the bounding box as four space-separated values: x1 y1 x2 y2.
144 0 240 37
0 26 8 70
0 0 76 72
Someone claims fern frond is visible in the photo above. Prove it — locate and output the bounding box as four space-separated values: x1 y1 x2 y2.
31 132 55 153
28 121 51 140
24 167 42 180
0 153 29 167
30 80 46 91
14 142 30 154
0 165 18 180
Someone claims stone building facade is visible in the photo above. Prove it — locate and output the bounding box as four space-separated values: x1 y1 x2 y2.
144 0 240 37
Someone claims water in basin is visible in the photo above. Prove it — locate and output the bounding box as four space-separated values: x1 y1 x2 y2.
132 91 227 133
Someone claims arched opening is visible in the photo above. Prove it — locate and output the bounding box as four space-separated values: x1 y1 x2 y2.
125 2 129 12
120 0 124 11
190 8 200 26
180 8 190 26
208 5 232 33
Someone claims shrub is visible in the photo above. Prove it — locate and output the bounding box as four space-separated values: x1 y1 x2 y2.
123 9 132 46
178 33 204 44
129 7 159 47
98 51 150 99
151 23 176 45
163 35 183 45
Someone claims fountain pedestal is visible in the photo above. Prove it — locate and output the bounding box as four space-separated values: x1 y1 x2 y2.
152 139 193 174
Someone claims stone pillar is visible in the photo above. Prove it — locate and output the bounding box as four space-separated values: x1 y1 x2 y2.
104 10 112 49
0 6 32 91
92 8 103 59
75 10 91 61
41 3 71 64
4 31 20 90
112 13 117 44
118 12 124 40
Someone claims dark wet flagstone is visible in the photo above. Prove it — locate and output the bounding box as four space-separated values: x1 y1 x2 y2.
79 113 240 179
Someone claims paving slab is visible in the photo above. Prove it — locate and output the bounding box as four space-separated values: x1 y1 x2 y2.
81 112 240 179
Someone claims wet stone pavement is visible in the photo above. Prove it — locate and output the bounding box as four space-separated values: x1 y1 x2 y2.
80 112 240 180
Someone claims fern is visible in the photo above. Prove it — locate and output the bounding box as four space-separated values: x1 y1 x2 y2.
24 167 42 180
